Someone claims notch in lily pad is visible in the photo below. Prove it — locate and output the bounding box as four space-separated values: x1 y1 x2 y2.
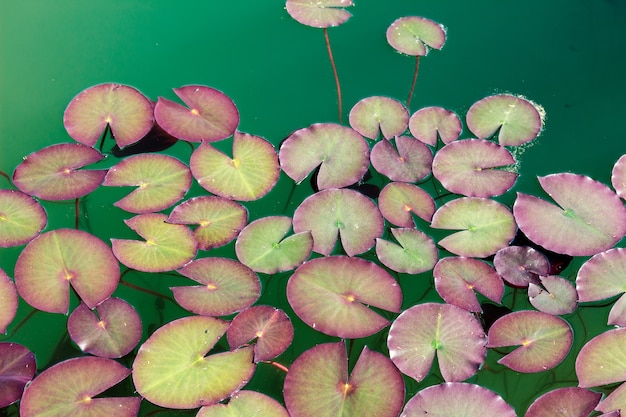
348 96 409 140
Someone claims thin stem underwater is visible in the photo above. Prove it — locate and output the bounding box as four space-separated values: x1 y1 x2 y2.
324 28 343 124
406 56 420 109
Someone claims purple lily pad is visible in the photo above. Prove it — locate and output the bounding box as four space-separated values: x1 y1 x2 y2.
287 256 402 338
190 131 280 201
0 269 18 334
375 228 438 274
348 96 409 140
173 257 260 317
0 189 47 247
67 297 142 358
293 188 383 256
227 305 294 362
493 245 549 288
284 342 404 417
0 342 36 407
525 387 601 417
388 302 486 382
197 391 289 417
370 135 433 182
63 83 154 148
167 196 248 250
402 382 517 416
378 182 435 227
103 153 192 213
14 228 119 314
20 356 140 417
154 85 239 142
386 16 446 56
432 139 518 197
409 106 462 145
466 94 544 146
528 275 578 315
611 154 626 199
514 173 626 256
12 143 107 201
285 0 353 28
487 310 573 373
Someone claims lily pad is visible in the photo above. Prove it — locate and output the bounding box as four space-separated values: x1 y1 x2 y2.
375 228 438 274
386 16 446 56
388 302 486 382
14 228 119 314
611 154 626 199
103 153 192 213
154 85 239 142
348 96 409 140
0 342 36 408
287 256 402 338
528 275 578 315
283 342 405 417
0 189 47 248
0 269 18 334
409 106 462 145
487 310 573 373
197 391 289 417
190 131 280 201
111 213 198 273
20 356 140 417
173 257 260 317
132 315 255 409
285 0 353 28
63 83 154 148
377 182 435 227
235 216 313 274
12 143 107 201
525 387 601 417
279 123 370 190
514 173 626 256
493 245 549 287
595 381 626 414
370 136 433 183
576 327 626 388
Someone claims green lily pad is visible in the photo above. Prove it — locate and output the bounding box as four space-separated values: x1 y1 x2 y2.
348 96 409 140
197 391 289 417
132 315 255 409
0 189 47 248
576 327 626 388
0 342 36 407
409 106 462 145
377 182 435 227
285 0 353 28
386 16 446 56
0 269 18 334
370 136 433 183
375 228 438 274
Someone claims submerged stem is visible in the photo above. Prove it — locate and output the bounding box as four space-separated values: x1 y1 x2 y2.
264 360 289 373
324 28 342 124
98 123 112 153
0 170 11 185
406 55 420 109
74 198 80 229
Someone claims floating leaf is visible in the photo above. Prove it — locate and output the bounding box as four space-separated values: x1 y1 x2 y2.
576 327 626 388
154 85 239 142
375 228 438 274
525 387 601 417
409 106 462 145
487 310 572 373
287 256 402 338
0 269 18 334
284 342 404 417
370 136 433 182
388 302 486 382
12 143 107 200
0 189 47 248
514 173 626 256
132 316 255 409
20 356 140 417
235 216 312 274
0 342 36 408
611 154 626 199
348 96 409 140
595 381 626 414
377 182 435 227
190 131 279 201
103 153 192 213
285 0 353 28
386 16 446 56
528 275 578 315
173 257 260 317
493 245 548 287
279 123 369 190
14 229 119 314
63 83 154 148
197 391 289 417
111 213 197 273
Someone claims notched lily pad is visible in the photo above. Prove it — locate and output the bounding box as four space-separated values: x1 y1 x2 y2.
0 342 36 408
493 245 548 288
378 182 435 227
409 106 462 145
285 0 354 28
528 275 578 315
375 228 438 274
348 96 409 140
370 136 433 183
386 16 446 56
0 189 47 248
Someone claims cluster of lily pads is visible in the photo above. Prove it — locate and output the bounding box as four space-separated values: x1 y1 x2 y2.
2 1 626 416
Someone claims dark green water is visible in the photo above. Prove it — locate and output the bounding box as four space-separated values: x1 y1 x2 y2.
1 1 626 415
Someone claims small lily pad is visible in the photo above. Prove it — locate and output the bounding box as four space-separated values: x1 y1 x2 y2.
285 0 353 28
0 342 36 407
197 391 289 417
375 228 438 274
370 136 433 183
348 96 409 140
386 16 446 56
377 182 435 227
409 106 462 145
493 245 549 287
576 327 626 388
0 269 18 334
0 189 47 248
528 275 578 315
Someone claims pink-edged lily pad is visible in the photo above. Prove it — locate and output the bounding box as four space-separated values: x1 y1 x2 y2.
388 302 486 382
173 257 260 317
370 136 433 182
528 275 578 315
111 213 197 273
386 16 446 56
167 196 248 250
103 153 192 213
190 131 279 201
402 382 517 416
466 94 544 146
525 387 601 417
409 106 462 145
284 342 404 417
487 310 573 373
235 216 313 274
287 256 402 338
197 390 289 417
14 228 119 314
227 305 294 362
433 257 504 313
154 85 239 142
0 269 18 333
348 96 409 140
285 0 353 28
63 83 154 148
595 381 626 414
67 297 142 358
378 182 435 227
279 123 370 190
375 228 438 274
293 188 383 256
432 139 518 197
0 189 47 247
0 342 36 407
20 356 140 417
12 143 107 201
611 154 626 199
132 315 255 409
576 327 626 388
493 245 549 287
431 197 516 257
514 173 626 256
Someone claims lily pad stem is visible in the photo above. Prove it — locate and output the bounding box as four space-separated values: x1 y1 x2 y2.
406 56 420 109
324 28 343 124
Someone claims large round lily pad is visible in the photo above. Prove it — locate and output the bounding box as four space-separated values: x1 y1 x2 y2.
576 327 626 388
0 189 47 248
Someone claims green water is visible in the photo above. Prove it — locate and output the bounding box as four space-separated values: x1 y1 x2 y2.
1 1 626 415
